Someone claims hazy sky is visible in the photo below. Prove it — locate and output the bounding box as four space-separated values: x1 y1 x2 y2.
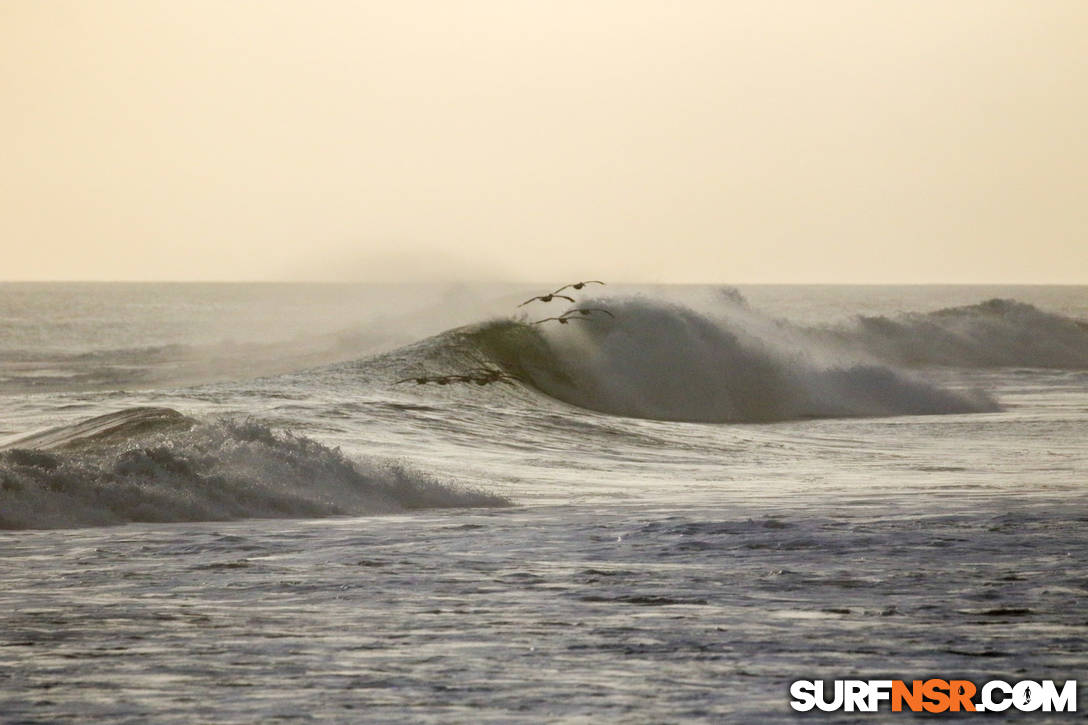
3 1 1085 283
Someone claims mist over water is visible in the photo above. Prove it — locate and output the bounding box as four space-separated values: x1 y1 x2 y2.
4 283 1084 397
507 294 1001 422
0 282 523 393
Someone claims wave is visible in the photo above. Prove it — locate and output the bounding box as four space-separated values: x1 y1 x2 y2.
824 298 1088 369
388 295 1000 423
0 408 508 530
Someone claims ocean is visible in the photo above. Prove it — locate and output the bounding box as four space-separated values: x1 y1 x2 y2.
1 282 1086 722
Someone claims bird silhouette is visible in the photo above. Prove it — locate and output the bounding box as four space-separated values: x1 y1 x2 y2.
565 307 614 318
396 368 517 387
533 314 594 325
552 280 605 294
395 375 432 385
433 375 464 386
396 374 461 385
517 293 575 307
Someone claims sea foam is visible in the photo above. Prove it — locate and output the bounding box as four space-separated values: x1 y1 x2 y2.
0 408 508 530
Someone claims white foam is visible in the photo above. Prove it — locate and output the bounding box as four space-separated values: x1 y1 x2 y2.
0 411 508 530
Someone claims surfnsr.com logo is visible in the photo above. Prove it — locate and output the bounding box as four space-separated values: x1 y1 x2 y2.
790 679 1077 713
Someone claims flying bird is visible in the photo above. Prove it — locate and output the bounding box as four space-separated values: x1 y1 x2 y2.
395 374 462 386
517 293 575 307
433 375 462 386
395 375 432 385
533 314 594 325
552 280 605 294
565 307 614 318
395 368 518 387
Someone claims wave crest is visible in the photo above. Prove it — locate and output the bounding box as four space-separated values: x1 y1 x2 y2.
404 296 999 423
834 298 1088 368
0 408 508 530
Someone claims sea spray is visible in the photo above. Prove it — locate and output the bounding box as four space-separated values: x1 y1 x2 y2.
822 298 1088 368
394 294 1002 423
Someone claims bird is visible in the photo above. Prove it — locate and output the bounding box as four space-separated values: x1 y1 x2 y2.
533 314 594 325
432 375 462 386
552 280 605 294
517 293 575 307
395 374 464 385
468 371 517 385
395 369 517 387
395 375 433 385
564 307 614 318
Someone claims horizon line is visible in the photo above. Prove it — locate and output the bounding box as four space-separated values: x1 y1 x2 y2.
0 279 1085 287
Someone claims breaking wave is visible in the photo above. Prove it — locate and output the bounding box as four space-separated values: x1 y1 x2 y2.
389 295 1002 423
825 298 1088 369
0 407 508 530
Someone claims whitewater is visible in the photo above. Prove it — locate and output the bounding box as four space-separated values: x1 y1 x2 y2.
1 283 1086 722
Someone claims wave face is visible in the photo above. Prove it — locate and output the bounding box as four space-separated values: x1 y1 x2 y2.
828 298 1088 369
0 408 508 530
408 295 1000 423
